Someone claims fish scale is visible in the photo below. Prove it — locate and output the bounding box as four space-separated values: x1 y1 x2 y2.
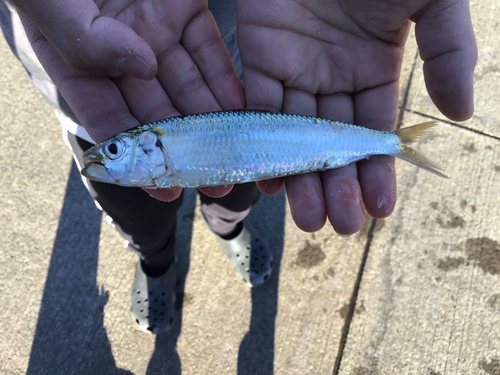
81 110 447 188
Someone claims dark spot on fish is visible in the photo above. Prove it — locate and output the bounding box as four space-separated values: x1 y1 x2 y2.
486 145 493 150
395 276 403 286
471 205 477 213
454 237 500 275
430 202 438 210
417 262 423 269
460 199 467 209
322 307 327 313
294 240 326 268
428 369 442 375
338 303 349 320
437 257 465 271
312 275 319 281
478 358 500 375
311 233 316 240
435 276 442 282
494 165 500 172
462 142 477 153
437 213 465 229
487 294 500 310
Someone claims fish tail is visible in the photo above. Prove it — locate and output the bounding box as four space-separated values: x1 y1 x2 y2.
394 121 449 179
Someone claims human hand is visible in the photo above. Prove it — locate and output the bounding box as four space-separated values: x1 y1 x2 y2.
238 0 476 235
13 0 244 201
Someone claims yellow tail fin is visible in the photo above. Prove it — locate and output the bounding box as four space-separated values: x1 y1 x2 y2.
394 122 449 179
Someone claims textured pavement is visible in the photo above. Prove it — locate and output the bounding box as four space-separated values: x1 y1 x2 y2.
1 3 499 374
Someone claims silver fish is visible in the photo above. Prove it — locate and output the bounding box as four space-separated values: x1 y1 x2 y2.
81 110 447 188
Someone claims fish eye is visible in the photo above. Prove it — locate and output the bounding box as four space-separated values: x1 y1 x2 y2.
104 139 124 159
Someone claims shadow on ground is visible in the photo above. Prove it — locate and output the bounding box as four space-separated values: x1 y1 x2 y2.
27 162 286 375
26 162 132 375
238 192 286 375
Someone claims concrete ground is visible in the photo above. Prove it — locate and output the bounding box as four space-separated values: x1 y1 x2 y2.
1 3 499 374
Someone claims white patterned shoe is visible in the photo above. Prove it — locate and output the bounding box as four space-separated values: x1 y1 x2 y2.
206 220 273 287
130 258 177 334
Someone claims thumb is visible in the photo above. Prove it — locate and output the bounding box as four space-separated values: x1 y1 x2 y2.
413 0 477 121
14 0 157 79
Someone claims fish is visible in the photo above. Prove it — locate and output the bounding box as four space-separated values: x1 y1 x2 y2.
81 110 448 188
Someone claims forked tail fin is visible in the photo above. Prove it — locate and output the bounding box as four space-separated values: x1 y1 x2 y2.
394 121 449 179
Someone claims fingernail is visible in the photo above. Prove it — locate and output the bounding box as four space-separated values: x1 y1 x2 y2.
338 233 352 238
116 55 153 80
377 193 391 213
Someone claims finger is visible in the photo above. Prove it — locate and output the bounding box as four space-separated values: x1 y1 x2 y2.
242 68 284 112
317 93 366 236
286 174 326 232
414 0 477 121
321 165 366 236
182 9 245 110
354 81 399 219
145 187 183 202
113 75 181 123
17 1 156 79
156 41 222 114
282 88 326 232
198 185 234 198
256 179 284 196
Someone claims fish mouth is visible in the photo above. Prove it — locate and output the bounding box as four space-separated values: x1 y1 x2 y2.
81 149 116 184
81 163 116 184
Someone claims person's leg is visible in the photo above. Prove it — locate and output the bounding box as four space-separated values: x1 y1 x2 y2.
199 183 260 236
